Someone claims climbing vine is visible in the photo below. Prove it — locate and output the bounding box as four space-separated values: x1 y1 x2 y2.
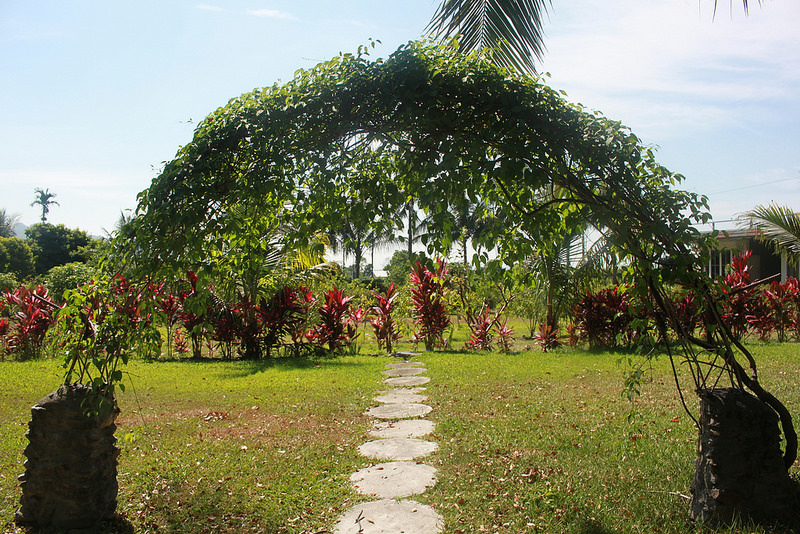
124 40 795 468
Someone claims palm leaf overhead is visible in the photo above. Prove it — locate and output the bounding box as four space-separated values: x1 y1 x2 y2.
427 0 757 75
739 203 800 258
426 0 551 74
716 0 758 16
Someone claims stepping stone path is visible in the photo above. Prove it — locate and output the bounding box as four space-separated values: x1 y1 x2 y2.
334 353 443 533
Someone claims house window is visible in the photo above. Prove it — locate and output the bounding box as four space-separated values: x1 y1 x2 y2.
709 249 732 278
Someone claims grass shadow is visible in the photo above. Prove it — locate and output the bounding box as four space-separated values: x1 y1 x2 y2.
577 518 617 534
19 514 134 534
137 352 386 379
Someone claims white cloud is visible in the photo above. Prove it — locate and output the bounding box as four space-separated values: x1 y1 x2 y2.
195 4 223 12
246 9 298 21
544 0 800 137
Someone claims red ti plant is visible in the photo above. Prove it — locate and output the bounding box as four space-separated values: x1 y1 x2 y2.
409 258 450 351
307 287 364 353
177 270 211 359
495 318 515 353
0 299 9 356
257 286 312 358
208 303 238 360
746 294 774 342
571 286 631 349
754 279 797 342
533 321 560 352
370 283 401 353
718 250 754 340
153 281 182 359
788 278 800 339
4 285 58 360
465 305 493 350
232 296 261 359
289 288 316 356
172 328 190 356
565 323 580 347
673 290 700 337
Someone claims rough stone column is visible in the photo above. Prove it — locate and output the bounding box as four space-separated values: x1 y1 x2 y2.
15 384 120 531
690 388 795 526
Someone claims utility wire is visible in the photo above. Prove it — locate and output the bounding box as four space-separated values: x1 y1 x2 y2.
707 176 800 196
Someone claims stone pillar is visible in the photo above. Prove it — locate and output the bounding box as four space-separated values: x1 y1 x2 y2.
691 388 795 526
15 384 120 531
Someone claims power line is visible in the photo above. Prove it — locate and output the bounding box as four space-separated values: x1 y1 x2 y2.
708 176 800 196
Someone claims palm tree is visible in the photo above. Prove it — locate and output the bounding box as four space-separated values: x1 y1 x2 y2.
427 0 756 74
30 188 59 223
739 203 800 259
0 208 22 237
329 215 397 279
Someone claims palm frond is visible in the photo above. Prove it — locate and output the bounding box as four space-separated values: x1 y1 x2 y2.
426 0 551 74
0 209 22 238
739 203 800 257
714 0 759 16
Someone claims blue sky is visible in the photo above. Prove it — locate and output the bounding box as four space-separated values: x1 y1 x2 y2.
2 1 799 255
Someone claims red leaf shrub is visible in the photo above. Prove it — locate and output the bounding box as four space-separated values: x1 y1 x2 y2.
495 318 515 353
718 251 754 340
465 305 493 350
257 286 313 357
370 283 401 353
4 285 58 360
571 286 631 349
533 321 560 352
307 286 363 353
409 258 450 351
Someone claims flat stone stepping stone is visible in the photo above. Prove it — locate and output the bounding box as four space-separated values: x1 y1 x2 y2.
370 419 435 439
358 438 437 460
386 362 426 369
374 392 428 404
384 376 430 387
382 367 426 377
350 461 437 498
365 403 432 420
334 499 443 533
378 387 428 395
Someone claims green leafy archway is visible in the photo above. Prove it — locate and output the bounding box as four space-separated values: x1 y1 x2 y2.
127 41 795 470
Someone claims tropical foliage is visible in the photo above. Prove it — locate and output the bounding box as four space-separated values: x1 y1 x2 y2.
0 237 35 279
426 0 551 74
740 203 800 260
409 259 451 350
426 0 759 76
370 283 401 353
0 208 21 238
3 285 56 360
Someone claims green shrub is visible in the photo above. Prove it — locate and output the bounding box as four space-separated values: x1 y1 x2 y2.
45 262 96 303
0 236 35 280
0 272 18 293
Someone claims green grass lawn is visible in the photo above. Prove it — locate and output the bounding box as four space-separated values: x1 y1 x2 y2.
1 338 799 533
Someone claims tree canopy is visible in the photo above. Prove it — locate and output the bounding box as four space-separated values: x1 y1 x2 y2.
127 41 708 278
26 223 93 275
